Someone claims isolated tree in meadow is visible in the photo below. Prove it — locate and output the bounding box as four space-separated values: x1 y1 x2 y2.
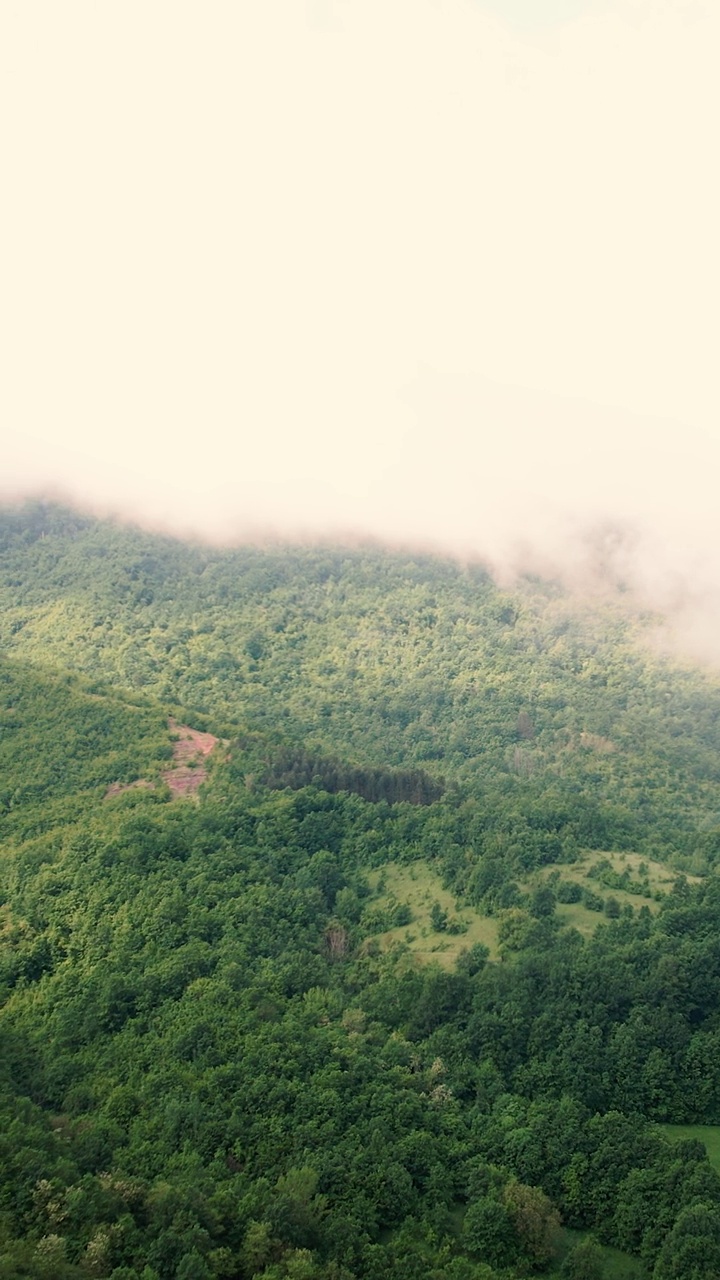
530 884 556 919
503 1178 562 1265
430 901 448 931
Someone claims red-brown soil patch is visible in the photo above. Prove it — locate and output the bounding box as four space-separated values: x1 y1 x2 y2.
106 719 222 800
162 719 221 797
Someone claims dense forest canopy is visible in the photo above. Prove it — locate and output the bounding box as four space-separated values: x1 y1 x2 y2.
2 501 720 1279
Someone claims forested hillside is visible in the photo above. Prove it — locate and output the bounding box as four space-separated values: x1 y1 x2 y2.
3 502 720 1279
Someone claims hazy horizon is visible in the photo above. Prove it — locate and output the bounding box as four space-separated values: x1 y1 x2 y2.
3 1 719 654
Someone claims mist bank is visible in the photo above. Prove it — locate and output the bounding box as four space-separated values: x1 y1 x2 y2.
4 0 718 663
2 470 720 673
3 0 718 639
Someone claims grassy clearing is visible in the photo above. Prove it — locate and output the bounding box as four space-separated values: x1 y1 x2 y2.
529 849 696 932
553 899 612 938
365 860 500 966
550 1228 647 1278
558 848 683 884
609 849 699 892
366 847 693 962
657 1123 720 1174
545 850 672 899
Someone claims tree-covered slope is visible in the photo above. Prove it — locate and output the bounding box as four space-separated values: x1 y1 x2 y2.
3 502 720 859
0 656 171 841
3 698 720 1278
4 501 720 1278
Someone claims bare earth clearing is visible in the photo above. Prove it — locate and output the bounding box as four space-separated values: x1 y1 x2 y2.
106 718 222 800
162 718 220 797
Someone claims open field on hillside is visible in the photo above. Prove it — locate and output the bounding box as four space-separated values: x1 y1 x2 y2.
549 849 688 899
366 846 699 964
524 849 701 937
366 860 500 965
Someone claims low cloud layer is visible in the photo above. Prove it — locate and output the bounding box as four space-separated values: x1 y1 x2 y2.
2 1 719 652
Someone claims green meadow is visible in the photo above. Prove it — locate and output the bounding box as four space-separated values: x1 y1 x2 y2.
366 860 501 965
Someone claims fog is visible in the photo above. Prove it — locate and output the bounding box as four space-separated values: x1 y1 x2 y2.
2 1 719 655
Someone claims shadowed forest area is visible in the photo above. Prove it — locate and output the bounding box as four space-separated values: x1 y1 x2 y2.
2 503 720 1278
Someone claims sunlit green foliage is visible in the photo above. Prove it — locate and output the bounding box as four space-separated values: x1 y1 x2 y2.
0 656 170 840
4 501 720 866
3 502 720 1276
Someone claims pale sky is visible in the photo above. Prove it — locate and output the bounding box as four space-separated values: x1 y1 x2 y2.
2 0 719 633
